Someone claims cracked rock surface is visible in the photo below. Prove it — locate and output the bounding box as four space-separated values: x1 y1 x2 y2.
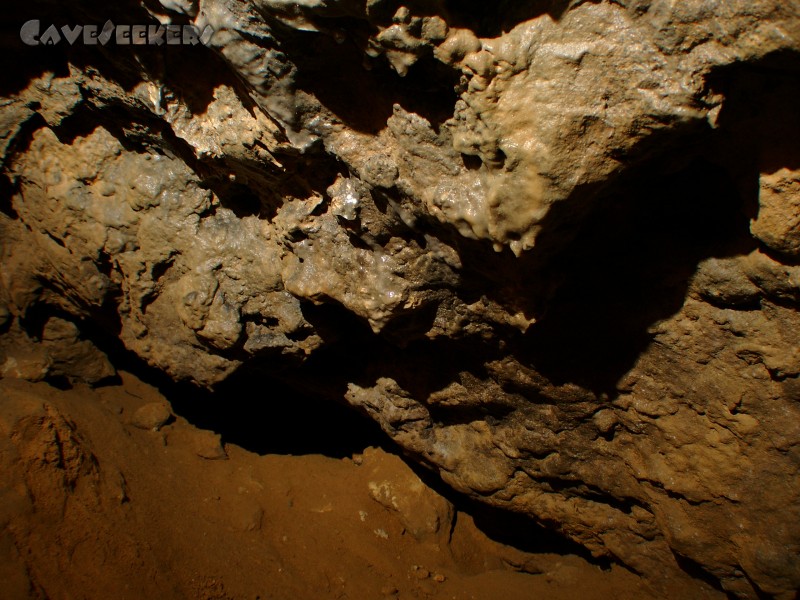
1 0 800 596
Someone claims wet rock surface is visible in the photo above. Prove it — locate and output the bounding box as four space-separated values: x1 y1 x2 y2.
1 1 800 597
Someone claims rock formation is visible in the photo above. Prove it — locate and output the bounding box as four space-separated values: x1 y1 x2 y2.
1 1 799 596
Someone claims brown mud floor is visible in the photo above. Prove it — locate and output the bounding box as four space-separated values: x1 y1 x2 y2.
1 372 726 600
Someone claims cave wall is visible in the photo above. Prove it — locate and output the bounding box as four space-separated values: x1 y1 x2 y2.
1 1 800 597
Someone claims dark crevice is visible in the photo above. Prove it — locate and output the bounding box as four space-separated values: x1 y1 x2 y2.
18 303 54 341
49 101 294 224
532 476 641 516
1 111 50 174
44 231 67 248
69 293 389 457
439 503 613 575
597 426 617 442
96 251 115 278
377 301 440 347
139 293 157 316
44 375 74 391
268 16 461 134
82 320 618 569
242 315 280 329
643 480 710 507
0 7 72 98
15 301 121 387
150 257 174 285
758 242 800 268
461 153 482 171
672 554 731 597
168 367 390 458
513 156 757 393
464 506 612 568
219 186 263 219
285 328 312 342
739 570 776 600
104 342 390 458
761 295 800 313
0 175 20 219
427 401 516 428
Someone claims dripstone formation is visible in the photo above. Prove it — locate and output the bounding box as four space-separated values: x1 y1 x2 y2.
1 1 799 596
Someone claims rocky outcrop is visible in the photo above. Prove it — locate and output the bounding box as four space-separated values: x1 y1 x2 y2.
1 1 799 596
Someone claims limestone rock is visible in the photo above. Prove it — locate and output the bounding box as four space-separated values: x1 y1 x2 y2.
1 0 800 596
191 429 228 460
363 447 453 541
752 167 800 258
132 402 173 431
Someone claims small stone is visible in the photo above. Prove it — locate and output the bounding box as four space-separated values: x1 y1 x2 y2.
433 573 446 583
365 449 454 541
131 402 172 431
411 565 429 579
592 410 617 434
0 352 50 382
751 167 800 257
192 429 227 460
231 504 263 532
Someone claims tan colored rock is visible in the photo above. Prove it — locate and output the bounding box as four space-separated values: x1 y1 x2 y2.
1 1 799 597
363 447 453 541
752 167 800 257
192 429 227 460
132 402 173 431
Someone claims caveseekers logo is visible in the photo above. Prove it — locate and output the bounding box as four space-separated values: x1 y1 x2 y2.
20 19 215 46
